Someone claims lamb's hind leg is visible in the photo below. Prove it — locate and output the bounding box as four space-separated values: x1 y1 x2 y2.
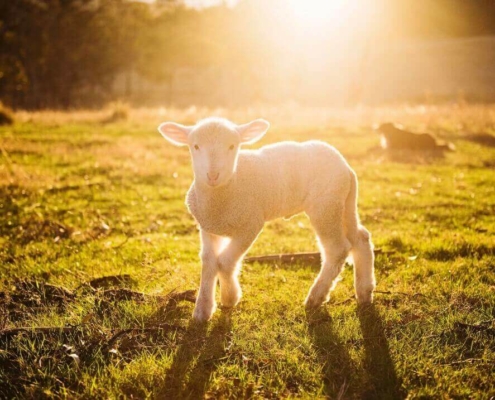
305 202 351 309
351 226 375 305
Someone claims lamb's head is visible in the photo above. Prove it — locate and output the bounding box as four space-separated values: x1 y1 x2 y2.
158 117 270 187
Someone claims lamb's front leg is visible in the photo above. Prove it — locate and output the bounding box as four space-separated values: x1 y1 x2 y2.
217 228 261 308
193 230 224 322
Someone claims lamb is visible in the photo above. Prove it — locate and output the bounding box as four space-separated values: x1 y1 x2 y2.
158 117 376 322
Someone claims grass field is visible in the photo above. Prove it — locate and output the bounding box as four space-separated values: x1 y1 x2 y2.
1 104 494 399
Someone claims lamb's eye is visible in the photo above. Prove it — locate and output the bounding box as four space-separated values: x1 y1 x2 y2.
194 144 200 150
229 144 235 150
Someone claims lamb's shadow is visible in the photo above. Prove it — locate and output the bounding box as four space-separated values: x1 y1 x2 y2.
357 304 405 399
306 308 354 398
158 309 232 399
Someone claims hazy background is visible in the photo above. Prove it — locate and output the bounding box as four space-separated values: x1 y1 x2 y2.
2 0 495 109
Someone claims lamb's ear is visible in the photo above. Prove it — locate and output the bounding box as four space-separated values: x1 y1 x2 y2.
237 119 270 144
158 122 192 146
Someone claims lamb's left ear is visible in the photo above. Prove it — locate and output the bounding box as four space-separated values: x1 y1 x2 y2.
237 119 270 144
158 122 193 146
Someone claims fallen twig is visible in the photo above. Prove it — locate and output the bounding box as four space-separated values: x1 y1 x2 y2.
374 290 431 299
244 249 395 265
100 288 196 304
244 252 321 265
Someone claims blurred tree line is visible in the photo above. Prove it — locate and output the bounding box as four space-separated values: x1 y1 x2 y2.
0 0 155 108
1 0 495 109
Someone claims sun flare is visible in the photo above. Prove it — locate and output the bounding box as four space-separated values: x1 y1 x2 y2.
287 0 356 28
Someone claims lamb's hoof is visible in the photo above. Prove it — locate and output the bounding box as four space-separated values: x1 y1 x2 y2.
305 285 330 310
356 297 373 306
304 294 328 310
356 289 374 306
220 293 241 308
220 300 239 309
192 302 216 323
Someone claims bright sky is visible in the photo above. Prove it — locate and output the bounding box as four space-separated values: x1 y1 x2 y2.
132 0 370 37
185 0 354 14
287 0 362 29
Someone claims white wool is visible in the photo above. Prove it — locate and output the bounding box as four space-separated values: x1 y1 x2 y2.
186 140 351 238
158 117 376 322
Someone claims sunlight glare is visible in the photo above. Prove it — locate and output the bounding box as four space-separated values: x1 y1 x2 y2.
288 0 356 28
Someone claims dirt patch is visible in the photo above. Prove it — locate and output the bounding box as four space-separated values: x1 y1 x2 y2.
0 276 195 323
0 276 197 398
85 274 136 290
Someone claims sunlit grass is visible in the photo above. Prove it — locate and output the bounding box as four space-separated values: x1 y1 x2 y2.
1 105 494 398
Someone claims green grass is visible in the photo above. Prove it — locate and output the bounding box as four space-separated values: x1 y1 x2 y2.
1 106 494 399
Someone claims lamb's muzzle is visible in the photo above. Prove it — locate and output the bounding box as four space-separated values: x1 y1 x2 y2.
207 172 220 185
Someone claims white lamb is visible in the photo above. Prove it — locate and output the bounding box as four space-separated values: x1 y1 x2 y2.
158 117 376 322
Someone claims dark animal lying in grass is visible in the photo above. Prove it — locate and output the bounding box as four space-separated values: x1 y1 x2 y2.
376 123 455 152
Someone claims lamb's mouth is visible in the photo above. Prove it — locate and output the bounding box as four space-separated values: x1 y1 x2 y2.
206 177 232 188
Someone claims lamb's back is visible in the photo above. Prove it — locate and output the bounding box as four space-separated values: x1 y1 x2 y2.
236 141 350 220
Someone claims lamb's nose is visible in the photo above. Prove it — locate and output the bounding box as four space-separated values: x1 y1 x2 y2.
207 172 219 181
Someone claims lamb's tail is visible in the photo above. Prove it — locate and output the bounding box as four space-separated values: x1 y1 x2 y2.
344 170 376 304
343 170 360 243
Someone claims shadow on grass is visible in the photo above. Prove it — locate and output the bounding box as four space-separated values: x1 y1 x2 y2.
307 305 405 399
465 133 495 148
357 304 405 400
306 308 354 398
159 309 233 399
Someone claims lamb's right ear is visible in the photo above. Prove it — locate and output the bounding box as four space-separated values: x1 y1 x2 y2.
237 119 270 144
158 122 192 146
